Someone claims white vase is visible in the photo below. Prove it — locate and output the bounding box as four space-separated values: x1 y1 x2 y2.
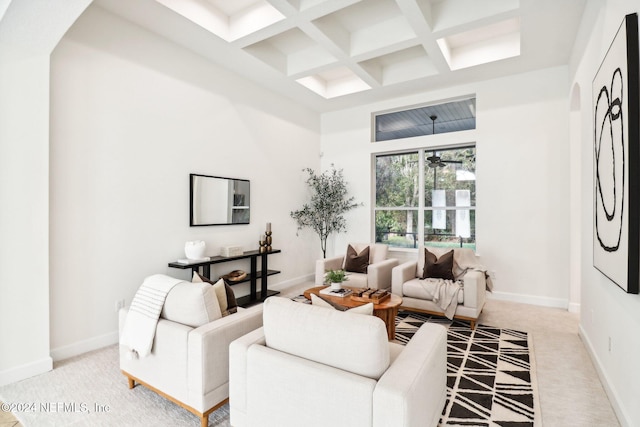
185 240 206 259
330 282 342 291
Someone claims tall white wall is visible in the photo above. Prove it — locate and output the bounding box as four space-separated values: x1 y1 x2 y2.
570 0 640 425
321 66 570 308
0 0 91 387
48 5 320 359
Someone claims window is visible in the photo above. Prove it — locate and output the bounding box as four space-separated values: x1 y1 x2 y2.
375 146 476 250
373 97 475 142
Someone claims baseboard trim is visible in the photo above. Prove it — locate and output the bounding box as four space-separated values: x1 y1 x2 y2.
50 330 119 362
488 291 568 309
579 325 628 426
568 301 581 314
269 274 314 293
0 356 53 386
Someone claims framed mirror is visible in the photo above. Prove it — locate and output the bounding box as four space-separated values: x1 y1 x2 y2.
190 173 250 226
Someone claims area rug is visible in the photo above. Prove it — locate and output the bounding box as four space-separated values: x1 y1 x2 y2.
0 311 539 427
396 310 541 427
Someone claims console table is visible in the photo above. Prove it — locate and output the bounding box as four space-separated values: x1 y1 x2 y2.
168 249 281 307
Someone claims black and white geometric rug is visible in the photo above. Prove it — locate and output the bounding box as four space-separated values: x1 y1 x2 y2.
395 311 541 427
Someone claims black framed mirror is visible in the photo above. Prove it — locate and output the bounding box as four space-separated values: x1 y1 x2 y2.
190 173 250 226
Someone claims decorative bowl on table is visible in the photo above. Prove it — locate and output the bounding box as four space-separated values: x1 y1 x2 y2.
222 270 247 282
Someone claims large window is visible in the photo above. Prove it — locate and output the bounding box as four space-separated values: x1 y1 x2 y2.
375 146 476 249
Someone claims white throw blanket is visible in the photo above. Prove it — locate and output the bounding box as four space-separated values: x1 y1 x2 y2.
418 278 461 320
120 274 183 359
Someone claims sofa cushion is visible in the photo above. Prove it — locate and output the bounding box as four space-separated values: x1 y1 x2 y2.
310 293 374 315
263 297 390 379
344 244 370 273
161 281 222 327
423 248 455 280
193 272 238 316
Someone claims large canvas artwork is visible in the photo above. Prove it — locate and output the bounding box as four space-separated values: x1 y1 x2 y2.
593 13 640 294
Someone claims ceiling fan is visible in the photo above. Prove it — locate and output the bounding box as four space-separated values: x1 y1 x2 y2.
426 115 464 168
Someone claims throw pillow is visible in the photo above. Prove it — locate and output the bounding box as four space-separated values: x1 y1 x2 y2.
423 248 455 280
193 272 239 316
344 244 370 273
161 282 222 327
311 294 374 315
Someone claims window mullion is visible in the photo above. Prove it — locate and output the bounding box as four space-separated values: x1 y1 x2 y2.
418 149 425 247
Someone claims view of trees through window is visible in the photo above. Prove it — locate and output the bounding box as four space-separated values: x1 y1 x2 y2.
375 146 476 250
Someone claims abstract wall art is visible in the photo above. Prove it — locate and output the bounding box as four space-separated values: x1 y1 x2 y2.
593 13 640 294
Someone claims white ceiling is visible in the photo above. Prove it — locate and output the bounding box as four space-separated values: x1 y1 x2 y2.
94 0 587 112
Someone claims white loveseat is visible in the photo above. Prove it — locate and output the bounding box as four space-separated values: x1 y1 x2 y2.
392 246 489 329
315 242 398 289
229 297 447 427
119 294 263 427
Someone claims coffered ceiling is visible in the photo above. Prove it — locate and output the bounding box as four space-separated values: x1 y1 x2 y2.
94 0 587 112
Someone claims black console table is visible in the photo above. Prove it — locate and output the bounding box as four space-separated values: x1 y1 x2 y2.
168 249 281 307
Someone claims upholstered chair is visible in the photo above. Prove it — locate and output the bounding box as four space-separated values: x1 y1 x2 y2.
119 275 263 427
391 246 490 329
229 297 447 427
315 242 398 289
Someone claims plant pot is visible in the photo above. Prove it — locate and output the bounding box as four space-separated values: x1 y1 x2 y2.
330 282 342 291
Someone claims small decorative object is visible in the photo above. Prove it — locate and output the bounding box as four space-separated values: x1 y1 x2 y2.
290 165 361 258
265 222 273 252
592 13 640 293
324 269 348 291
184 240 207 260
222 269 247 283
259 234 267 253
221 245 243 257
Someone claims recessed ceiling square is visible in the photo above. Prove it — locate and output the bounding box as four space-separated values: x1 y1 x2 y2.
360 45 438 86
437 17 521 70
297 67 370 99
313 0 416 57
155 0 285 42
244 28 337 76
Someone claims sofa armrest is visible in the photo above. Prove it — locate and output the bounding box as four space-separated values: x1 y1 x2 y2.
461 269 486 309
391 261 417 296
373 323 447 427
187 304 264 401
367 258 399 289
315 255 345 285
229 327 266 425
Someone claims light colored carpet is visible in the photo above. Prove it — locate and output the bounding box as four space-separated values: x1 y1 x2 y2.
0 345 229 426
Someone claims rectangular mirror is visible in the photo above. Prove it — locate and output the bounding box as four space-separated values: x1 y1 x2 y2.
190 173 250 226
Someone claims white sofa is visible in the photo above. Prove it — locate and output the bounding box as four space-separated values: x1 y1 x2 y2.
315 242 398 289
229 297 447 427
119 302 263 427
391 246 488 329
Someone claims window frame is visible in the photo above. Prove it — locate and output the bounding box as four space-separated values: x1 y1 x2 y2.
372 144 476 251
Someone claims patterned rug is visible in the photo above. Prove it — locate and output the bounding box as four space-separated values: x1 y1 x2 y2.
395 311 541 427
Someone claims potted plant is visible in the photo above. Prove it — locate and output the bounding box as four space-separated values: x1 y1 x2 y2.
290 165 360 258
324 269 349 290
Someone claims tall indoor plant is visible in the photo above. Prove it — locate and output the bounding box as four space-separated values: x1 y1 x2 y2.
290 165 360 258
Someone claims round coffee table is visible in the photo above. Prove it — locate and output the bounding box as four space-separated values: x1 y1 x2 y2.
303 286 403 340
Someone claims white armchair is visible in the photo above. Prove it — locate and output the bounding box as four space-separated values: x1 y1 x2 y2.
119 301 263 427
229 297 447 427
391 246 489 329
315 243 398 289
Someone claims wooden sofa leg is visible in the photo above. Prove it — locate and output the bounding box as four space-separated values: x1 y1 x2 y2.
470 319 476 330
200 414 208 427
125 375 135 389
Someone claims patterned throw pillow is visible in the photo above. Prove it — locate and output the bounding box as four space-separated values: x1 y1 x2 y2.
423 248 455 280
193 272 238 316
344 244 370 273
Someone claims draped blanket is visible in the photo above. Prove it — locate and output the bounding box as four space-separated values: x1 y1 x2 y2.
120 274 183 359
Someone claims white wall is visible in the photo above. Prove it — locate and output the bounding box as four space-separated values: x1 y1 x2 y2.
48 5 320 359
570 0 640 425
0 0 91 387
321 66 571 308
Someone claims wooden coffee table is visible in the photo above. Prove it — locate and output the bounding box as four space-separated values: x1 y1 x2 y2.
303 286 403 340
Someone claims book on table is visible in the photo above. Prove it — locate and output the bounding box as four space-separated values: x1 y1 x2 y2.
320 287 352 297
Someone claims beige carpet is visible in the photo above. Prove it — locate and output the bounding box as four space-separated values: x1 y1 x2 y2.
0 345 229 426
